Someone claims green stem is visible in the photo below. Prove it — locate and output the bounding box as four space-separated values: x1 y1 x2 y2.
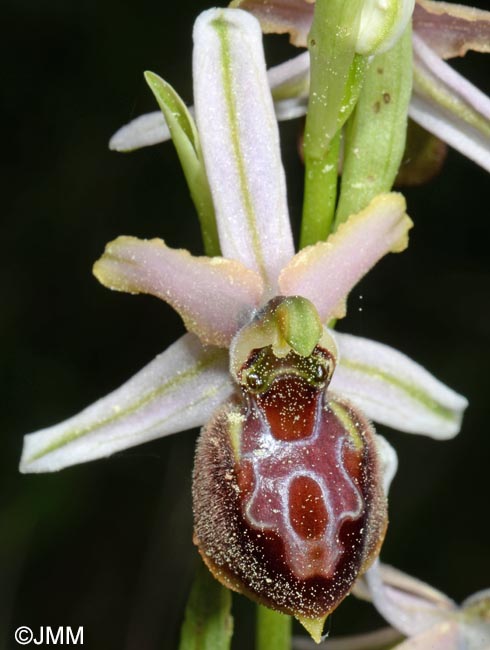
301 0 365 244
300 131 340 248
256 605 292 650
178 562 233 650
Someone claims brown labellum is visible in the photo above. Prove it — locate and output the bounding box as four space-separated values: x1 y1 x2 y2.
193 339 387 638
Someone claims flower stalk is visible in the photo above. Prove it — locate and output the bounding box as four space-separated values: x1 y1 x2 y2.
256 607 292 650
178 561 233 650
301 0 364 245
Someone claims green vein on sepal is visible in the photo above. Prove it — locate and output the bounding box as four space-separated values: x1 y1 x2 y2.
27 349 226 462
340 358 458 423
211 16 268 281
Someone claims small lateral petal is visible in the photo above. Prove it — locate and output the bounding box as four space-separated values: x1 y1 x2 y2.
279 193 412 323
330 331 468 438
20 334 233 473
93 236 263 347
193 8 294 291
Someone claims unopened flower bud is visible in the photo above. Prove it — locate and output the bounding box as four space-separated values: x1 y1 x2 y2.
357 0 414 55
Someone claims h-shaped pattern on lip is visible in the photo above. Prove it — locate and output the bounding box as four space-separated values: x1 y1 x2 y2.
238 376 366 581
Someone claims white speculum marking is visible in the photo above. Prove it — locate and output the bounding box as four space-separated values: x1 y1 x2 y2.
240 398 364 580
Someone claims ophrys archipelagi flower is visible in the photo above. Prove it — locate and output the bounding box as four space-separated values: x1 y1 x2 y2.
355 561 490 649
19 8 467 641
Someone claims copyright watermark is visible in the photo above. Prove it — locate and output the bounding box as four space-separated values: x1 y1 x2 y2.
15 627 33 645
14 627 83 645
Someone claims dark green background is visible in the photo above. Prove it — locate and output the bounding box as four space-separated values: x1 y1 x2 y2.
2 1 489 648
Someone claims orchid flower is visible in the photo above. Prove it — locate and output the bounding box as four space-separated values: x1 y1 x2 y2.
110 0 490 173
20 7 467 641
292 562 490 648
357 561 490 649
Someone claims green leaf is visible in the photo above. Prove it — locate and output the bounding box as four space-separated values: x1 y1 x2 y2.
144 71 220 256
145 71 199 148
178 562 233 650
335 24 413 226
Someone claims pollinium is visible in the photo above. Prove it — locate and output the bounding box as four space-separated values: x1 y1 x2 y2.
193 298 387 631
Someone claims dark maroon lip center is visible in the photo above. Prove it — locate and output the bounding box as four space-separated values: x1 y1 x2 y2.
193 391 386 619
254 374 323 441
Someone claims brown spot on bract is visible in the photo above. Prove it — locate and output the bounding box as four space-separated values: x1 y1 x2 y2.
373 101 381 114
383 92 391 104
377 67 383 74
